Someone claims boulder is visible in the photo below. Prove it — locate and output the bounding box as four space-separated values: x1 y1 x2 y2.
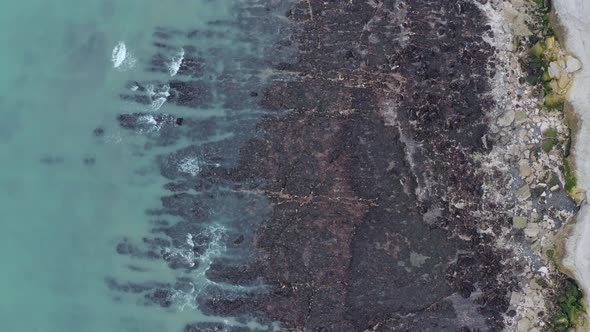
514 110 527 124
548 61 561 79
497 110 515 127
513 216 528 229
566 55 582 73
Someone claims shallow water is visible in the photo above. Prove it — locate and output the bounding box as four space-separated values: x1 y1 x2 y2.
0 1 282 331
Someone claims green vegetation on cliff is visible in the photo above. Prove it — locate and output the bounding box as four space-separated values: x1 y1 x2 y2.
548 278 584 331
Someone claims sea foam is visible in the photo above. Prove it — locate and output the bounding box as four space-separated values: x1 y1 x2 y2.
178 157 200 176
145 84 170 111
167 224 227 310
167 47 185 77
111 41 137 71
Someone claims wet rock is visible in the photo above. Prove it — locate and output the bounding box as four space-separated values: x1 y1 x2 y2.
145 288 173 308
232 234 244 245
168 80 213 108
116 239 136 255
163 181 192 192
206 261 259 286
117 113 175 131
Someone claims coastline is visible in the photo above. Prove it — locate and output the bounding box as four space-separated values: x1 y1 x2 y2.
553 0 590 317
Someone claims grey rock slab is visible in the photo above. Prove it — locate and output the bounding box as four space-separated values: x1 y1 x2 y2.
497 110 515 127
513 216 528 229
516 184 531 201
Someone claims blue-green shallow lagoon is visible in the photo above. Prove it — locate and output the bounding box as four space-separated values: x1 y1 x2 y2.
0 1 280 331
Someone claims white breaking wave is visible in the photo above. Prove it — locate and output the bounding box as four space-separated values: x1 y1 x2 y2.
138 114 163 132
145 84 170 111
111 41 136 71
167 47 185 77
112 41 126 68
150 97 167 111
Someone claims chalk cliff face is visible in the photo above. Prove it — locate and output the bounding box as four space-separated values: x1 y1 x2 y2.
551 1 590 191
555 0 590 311
105 0 584 331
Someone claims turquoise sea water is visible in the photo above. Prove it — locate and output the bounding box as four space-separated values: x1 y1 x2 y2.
0 1 280 331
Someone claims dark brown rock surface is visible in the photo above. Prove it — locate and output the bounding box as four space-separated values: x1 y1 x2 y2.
223 0 510 330
109 1 514 331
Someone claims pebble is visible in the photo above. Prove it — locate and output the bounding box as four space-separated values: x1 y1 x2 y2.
520 163 533 178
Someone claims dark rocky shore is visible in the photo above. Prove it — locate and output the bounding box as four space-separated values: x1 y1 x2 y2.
106 1 523 331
